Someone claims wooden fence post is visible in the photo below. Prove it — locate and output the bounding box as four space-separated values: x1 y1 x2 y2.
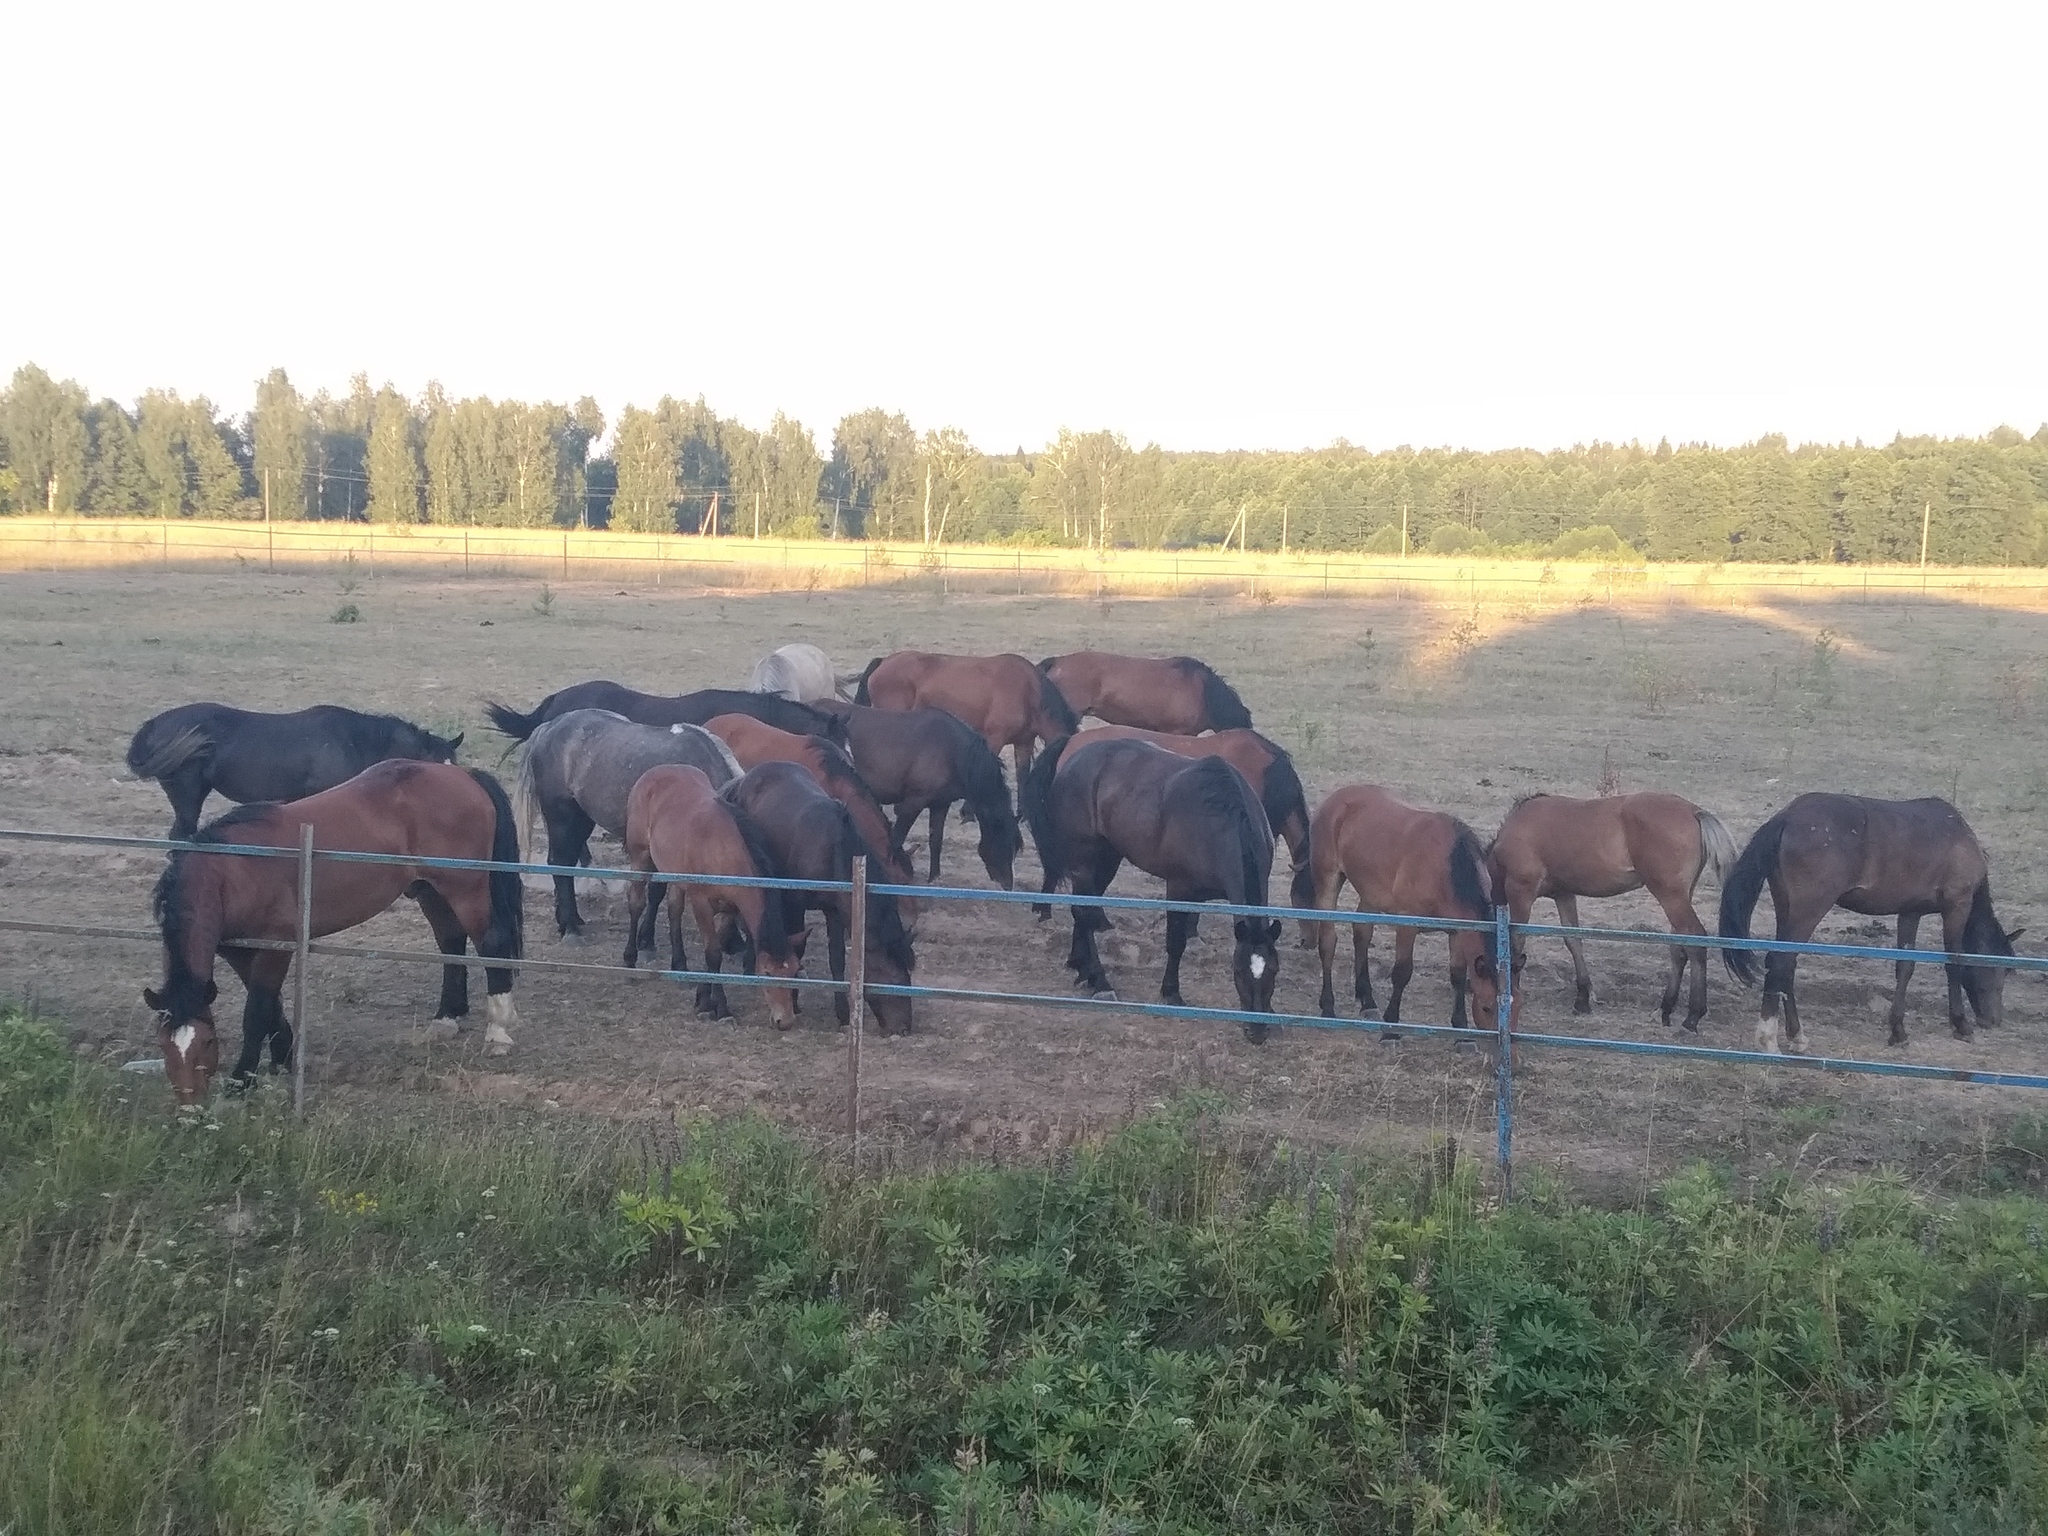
846 855 868 1163
292 822 314 1116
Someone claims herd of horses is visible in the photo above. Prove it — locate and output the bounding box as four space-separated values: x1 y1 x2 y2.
124 641 2025 1106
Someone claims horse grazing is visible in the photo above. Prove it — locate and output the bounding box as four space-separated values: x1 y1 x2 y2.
145 760 524 1105
748 643 844 702
1022 737 1281 1036
854 650 1077 808
511 710 741 938
1719 793 2022 1052
128 703 462 840
1297 785 1514 1033
722 762 919 1035
701 713 921 900
1489 792 1738 1032
811 701 1021 887
622 765 800 1028
1038 652 1253 734
485 681 847 746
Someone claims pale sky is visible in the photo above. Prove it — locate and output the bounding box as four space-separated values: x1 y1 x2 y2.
6 2 2043 454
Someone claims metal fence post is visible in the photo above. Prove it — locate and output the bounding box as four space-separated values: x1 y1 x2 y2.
1494 905 1514 1202
847 855 868 1164
292 823 314 1116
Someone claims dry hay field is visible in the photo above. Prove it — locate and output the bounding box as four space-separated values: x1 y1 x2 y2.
5 564 2048 1195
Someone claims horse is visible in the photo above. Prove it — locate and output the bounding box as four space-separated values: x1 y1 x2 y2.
1021 736 1281 1037
144 760 524 1105
700 713 922 901
510 710 741 939
485 681 847 747
809 702 1021 887
747 643 844 702
1488 792 1739 1032
1037 652 1253 734
722 762 919 1035
1296 784 1515 1034
128 703 462 840
1719 793 2023 1052
853 650 1077 809
1042 726 1307 924
622 765 801 1029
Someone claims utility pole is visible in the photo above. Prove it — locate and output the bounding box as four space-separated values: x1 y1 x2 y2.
754 488 761 541
1401 502 1409 559
1920 501 1931 572
922 465 933 547
1281 502 1289 555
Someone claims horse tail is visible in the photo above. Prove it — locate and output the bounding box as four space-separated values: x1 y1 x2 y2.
510 736 542 862
1718 811 1787 986
1184 660 1253 731
127 719 210 780
852 656 886 706
1021 734 1072 891
1035 666 1080 734
1448 822 1492 917
467 768 526 962
484 698 546 741
1694 809 1740 892
1036 655 1058 674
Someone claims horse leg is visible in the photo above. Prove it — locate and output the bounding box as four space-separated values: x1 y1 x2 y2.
1354 916 1378 1015
1937 904 1975 1044
1647 885 1712 1032
692 898 732 1022
545 803 596 940
1553 893 1594 1014
1317 907 1340 1017
1384 928 1415 1025
438 876 519 1055
223 948 290 1084
161 763 210 842
926 799 952 881
1450 951 1470 1030
411 882 472 1019
1760 884 1826 1055
1013 735 1036 816
1886 912 1921 1046
827 904 851 1026
1162 909 1192 1006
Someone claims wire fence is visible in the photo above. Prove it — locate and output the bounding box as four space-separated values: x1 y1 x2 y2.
6 822 2047 1196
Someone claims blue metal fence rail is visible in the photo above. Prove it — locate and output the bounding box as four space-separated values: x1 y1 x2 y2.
4 824 2044 1191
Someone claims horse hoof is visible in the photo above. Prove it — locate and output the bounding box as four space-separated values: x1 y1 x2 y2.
1573 999 1593 1016
717 1015 738 1028
1092 989 1119 1003
485 1040 513 1057
421 1019 460 1042
560 931 592 948
1378 1030 1402 1045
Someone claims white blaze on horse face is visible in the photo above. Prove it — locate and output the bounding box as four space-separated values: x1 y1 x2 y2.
171 1024 196 1059
1249 953 1267 979
484 991 518 1049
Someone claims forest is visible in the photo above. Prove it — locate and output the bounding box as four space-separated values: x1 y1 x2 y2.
4 363 2047 564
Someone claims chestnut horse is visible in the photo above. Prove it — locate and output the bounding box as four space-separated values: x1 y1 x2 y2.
1720 793 2022 1052
701 713 921 901
1021 736 1281 1036
1297 784 1514 1033
145 760 524 1105
1488 792 1738 1032
1038 652 1253 734
854 650 1078 809
622 765 800 1028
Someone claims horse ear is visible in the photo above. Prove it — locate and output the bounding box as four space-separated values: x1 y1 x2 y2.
205 979 218 1004
446 732 464 753
1266 918 1284 943
143 987 165 1013
2007 926 2026 944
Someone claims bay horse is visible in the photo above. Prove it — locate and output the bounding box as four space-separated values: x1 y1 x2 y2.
128 703 462 840
510 710 741 938
1021 737 1281 1036
145 759 524 1105
485 682 847 747
721 762 919 1035
1296 784 1515 1033
747 643 845 702
1719 793 2023 1052
808 702 1021 887
1038 652 1253 734
854 650 1078 809
1488 792 1738 1031
700 713 922 901
622 765 800 1028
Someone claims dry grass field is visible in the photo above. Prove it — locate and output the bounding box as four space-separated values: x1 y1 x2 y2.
5 564 2048 1194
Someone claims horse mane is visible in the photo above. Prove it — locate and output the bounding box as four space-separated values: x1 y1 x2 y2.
1447 822 1492 918
152 801 277 1015
952 722 1020 858
315 704 436 755
1963 878 2015 959
1184 756 1271 906
1035 664 1080 733
726 801 794 962
1169 657 1253 731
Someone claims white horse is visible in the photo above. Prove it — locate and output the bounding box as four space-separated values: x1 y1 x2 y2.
748 643 851 702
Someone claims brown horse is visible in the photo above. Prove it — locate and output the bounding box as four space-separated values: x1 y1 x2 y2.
622 765 800 1029
1488 792 1739 1031
145 760 525 1105
1038 652 1253 734
701 714 921 902
854 650 1078 808
1297 784 1515 1032
807 701 1022 887
1021 737 1281 1035
1720 793 2023 1052
722 762 919 1035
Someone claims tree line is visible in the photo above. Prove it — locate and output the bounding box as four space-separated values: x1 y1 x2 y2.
5 362 2046 564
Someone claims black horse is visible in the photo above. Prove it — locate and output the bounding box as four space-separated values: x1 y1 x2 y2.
127 703 462 840
485 682 846 746
1720 792 2024 1052
1022 736 1281 1037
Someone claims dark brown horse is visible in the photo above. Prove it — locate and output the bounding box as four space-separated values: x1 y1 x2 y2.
721 762 919 1035
622 765 800 1029
1297 784 1514 1033
809 701 1021 888
485 682 847 746
701 713 922 902
1720 793 2022 1052
1022 737 1281 1035
1038 652 1253 734
854 651 1077 808
1489 792 1738 1031
145 760 525 1104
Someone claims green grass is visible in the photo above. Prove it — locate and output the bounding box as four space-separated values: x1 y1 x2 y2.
6 1007 2048 1535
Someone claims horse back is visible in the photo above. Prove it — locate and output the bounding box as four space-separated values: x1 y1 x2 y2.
1781 792 1987 905
1318 784 1475 917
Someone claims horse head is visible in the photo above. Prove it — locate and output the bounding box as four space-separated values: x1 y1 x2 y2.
755 942 802 1031
1466 944 1526 1034
143 980 219 1105
975 806 1022 890
1960 925 2025 1028
1232 916 1284 1039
